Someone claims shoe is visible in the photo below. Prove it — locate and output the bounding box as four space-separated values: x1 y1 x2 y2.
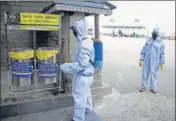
139 88 146 92
150 89 156 94
85 109 92 114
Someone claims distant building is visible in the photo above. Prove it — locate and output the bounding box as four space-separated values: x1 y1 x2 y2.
88 21 148 38
101 23 147 38
168 32 175 40
101 25 147 37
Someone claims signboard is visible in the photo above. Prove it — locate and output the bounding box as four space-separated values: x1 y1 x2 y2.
11 62 33 78
38 63 57 78
20 13 60 26
5 12 60 26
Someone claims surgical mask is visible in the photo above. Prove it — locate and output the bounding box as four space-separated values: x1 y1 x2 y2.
152 32 158 40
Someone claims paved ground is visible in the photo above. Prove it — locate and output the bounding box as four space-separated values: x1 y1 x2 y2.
94 37 175 121
94 88 175 121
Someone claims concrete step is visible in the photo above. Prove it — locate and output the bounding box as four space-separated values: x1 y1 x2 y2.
1 107 103 121
0 85 111 118
92 84 112 107
0 92 73 118
1 69 111 119
92 85 112 96
92 81 102 88
0 94 104 118
65 81 102 89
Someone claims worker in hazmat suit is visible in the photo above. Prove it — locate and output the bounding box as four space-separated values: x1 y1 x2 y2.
60 19 94 121
139 27 165 94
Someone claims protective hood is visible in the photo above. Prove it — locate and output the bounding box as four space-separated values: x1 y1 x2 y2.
152 27 160 36
71 19 88 41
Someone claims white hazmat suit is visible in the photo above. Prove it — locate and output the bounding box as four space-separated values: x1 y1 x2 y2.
60 19 94 121
140 28 165 91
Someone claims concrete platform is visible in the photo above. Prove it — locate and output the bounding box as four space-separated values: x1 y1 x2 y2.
0 70 112 118
0 93 73 118
0 86 110 118
1 107 102 121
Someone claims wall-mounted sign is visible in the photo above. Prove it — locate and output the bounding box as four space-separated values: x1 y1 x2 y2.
20 13 60 26
6 12 20 24
5 12 60 26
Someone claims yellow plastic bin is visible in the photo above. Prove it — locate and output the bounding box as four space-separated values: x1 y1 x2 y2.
8 48 34 87
36 47 59 84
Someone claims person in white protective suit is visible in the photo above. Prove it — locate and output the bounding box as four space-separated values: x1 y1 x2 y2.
60 18 94 121
139 27 165 94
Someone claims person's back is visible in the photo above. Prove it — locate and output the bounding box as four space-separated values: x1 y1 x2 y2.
77 38 94 76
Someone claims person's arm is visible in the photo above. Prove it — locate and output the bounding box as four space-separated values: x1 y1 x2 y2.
60 43 91 74
160 43 165 64
140 42 148 61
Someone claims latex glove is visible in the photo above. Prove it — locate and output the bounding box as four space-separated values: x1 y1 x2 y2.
66 59 71 63
160 64 164 71
139 59 143 67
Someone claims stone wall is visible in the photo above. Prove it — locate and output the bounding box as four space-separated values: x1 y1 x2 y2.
0 1 53 68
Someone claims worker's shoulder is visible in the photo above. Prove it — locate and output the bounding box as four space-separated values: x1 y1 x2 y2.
146 37 152 43
81 38 93 48
157 38 164 44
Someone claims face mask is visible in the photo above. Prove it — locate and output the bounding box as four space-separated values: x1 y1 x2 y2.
152 32 158 40
73 32 77 38
72 29 77 38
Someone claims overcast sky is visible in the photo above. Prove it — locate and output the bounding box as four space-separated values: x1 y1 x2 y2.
86 1 175 35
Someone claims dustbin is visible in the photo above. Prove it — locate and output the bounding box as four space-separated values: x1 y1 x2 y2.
36 47 59 84
8 48 34 87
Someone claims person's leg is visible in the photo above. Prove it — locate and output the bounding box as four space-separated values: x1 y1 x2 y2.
72 75 90 121
141 64 150 91
85 86 93 113
149 57 160 94
150 69 159 93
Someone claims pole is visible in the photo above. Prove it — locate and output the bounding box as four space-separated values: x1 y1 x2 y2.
58 13 64 92
33 31 37 90
5 24 10 69
94 14 100 39
94 14 102 84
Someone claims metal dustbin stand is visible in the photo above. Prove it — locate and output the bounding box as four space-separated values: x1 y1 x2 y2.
8 48 34 92
36 47 59 85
